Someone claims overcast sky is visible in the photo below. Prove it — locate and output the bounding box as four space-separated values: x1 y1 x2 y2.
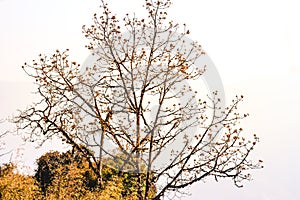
0 0 300 199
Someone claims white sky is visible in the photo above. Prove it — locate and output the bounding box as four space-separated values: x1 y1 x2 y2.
0 0 300 199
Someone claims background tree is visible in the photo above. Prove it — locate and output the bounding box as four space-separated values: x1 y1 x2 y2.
14 0 262 199
0 150 149 200
34 149 154 199
0 131 7 158
0 120 11 158
35 149 97 194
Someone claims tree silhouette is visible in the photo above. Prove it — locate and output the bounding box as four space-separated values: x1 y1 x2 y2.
14 0 262 199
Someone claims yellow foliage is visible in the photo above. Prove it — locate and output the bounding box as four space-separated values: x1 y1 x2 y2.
0 164 42 200
44 161 139 200
45 163 90 200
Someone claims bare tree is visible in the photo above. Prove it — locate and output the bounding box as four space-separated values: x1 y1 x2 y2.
14 0 262 199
